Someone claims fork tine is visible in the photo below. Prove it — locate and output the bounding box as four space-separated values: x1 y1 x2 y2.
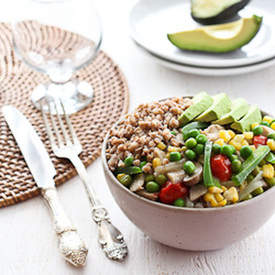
59 99 79 146
40 100 57 148
47 99 63 147
53 99 71 145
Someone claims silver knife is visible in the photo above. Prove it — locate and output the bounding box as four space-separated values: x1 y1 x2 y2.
2 105 88 267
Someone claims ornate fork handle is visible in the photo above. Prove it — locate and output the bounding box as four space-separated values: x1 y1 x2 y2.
41 187 88 266
69 154 128 261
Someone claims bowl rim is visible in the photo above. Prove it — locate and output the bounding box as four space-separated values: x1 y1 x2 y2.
101 96 275 213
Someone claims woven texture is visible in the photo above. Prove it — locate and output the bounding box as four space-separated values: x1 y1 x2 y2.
0 23 129 207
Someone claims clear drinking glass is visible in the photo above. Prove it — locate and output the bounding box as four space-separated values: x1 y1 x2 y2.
12 0 102 114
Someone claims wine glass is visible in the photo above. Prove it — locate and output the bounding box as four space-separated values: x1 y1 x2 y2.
12 0 102 114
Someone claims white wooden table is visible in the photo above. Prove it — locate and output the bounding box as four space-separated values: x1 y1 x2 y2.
1 0 275 274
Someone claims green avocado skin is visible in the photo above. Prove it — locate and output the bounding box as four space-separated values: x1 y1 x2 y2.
231 105 262 132
191 0 251 25
167 15 263 53
178 92 213 126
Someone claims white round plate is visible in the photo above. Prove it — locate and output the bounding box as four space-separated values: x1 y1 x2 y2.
130 0 275 68
137 44 275 76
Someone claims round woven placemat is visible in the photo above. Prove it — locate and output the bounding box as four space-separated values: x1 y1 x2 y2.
0 23 129 208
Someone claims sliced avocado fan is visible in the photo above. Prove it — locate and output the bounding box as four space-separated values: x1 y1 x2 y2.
167 15 262 53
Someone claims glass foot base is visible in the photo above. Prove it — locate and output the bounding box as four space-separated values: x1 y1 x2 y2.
31 80 94 114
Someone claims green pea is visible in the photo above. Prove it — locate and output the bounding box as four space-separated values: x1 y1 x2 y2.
124 156 133 167
169 152 182 162
232 159 242 173
196 134 207 144
185 149 196 160
242 194 253 201
145 174 155 183
240 145 253 159
155 174 167 185
173 198 185 207
118 174 132 187
252 187 264 196
183 161 196 175
221 145 234 157
268 133 275 140
229 145 236 154
212 144 221 154
194 144 204 155
265 177 275 187
171 131 177 136
185 138 197 149
140 161 147 169
186 129 200 140
145 181 160 193
260 121 270 127
229 154 238 162
253 125 263 136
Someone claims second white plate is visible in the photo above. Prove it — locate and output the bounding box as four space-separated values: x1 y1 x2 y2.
130 0 275 68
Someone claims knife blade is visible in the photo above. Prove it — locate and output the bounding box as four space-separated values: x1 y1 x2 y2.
2 105 88 267
2 105 56 188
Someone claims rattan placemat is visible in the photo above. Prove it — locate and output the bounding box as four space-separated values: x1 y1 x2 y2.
0 23 129 208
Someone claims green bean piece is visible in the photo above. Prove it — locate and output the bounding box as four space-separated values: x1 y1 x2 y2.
265 152 275 164
203 141 214 187
260 121 270 127
268 133 275 140
116 166 142 175
145 181 160 193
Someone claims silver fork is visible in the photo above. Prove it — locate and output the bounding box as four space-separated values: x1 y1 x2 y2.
40 99 128 262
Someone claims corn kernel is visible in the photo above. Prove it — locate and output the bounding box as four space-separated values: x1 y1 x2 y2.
241 140 249 146
229 140 242 151
263 164 275 179
244 131 253 140
267 139 275 151
271 122 275 131
221 186 227 192
219 130 232 143
227 130 236 139
152 158 161 169
263 116 273 124
215 193 224 202
233 134 245 143
210 200 219 207
168 146 180 152
203 193 214 202
223 187 239 203
250 145 256 152
117 173 126 181
251 123 259 130
157 142 166 150
218 199 227 207
215 139 225 147
208 186 223 194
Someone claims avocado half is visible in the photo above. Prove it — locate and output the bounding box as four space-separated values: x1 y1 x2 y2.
167 15 262 53
191 0 250 25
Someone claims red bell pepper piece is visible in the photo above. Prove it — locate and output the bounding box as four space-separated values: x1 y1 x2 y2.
211 154 232 182
253 135 267 148
159 182 188 204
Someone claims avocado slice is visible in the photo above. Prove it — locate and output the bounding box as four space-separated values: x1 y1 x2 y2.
231 105 262 132
191 0 250 25
178 92 213 126
213 98 249 125
196 93 231 122
167 15 262 53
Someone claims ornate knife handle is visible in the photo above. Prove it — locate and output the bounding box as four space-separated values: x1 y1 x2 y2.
41 187 88 267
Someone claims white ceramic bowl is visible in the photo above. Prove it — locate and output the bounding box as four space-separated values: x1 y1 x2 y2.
101 114 275 251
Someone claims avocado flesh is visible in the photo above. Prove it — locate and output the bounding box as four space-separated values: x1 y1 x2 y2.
196 93 231 122
213 98 249 125
178 92 213 126
231 105 262 132
191 0 250 25
167 15 262 53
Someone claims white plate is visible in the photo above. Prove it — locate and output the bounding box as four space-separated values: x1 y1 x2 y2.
137 44 275 76
130 0 275 68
